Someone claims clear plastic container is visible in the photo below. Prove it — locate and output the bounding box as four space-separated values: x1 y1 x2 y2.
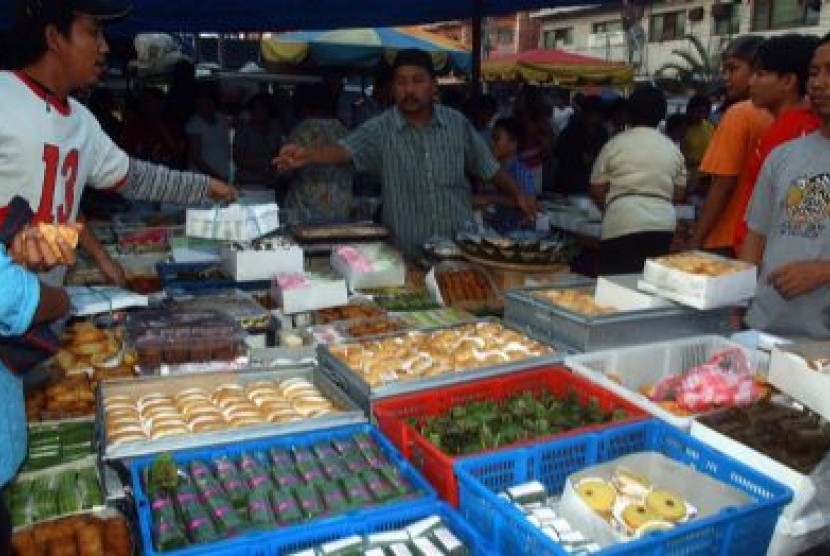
126 309 245 372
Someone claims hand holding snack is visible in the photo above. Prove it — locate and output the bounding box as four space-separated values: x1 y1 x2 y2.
10 222 82 271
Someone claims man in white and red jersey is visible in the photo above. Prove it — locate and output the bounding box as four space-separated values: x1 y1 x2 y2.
2 0 237 284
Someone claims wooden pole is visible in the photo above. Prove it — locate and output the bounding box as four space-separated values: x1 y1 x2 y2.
471 1 483 95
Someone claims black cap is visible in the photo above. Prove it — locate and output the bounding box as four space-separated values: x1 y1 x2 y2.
392 48 435 76
71 0 132 19
20 0 132 22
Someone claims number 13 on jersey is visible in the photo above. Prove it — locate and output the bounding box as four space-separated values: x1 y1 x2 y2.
37 143 79 224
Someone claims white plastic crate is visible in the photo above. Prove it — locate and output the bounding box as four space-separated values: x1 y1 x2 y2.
564 334 769 429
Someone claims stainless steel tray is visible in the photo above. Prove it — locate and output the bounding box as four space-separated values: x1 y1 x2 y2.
504 281 732 352
316 318 567 413
97 365 365 461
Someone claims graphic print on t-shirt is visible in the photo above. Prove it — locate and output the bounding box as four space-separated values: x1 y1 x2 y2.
781 173 830 239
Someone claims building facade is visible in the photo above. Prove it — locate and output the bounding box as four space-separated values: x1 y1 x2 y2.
533 0 829 78
425 13 540 57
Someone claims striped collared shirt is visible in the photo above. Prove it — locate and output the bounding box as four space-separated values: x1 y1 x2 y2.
341 104 500 257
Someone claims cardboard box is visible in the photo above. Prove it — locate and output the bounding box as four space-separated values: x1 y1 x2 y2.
330 243 405 291
769 342 830 421
595 274 675 311
272 272 348 315
221 243 304 282
639 251 757 310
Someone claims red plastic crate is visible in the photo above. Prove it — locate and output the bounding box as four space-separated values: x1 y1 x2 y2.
373 365 648 506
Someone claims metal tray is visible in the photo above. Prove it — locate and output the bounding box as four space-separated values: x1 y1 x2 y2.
291 222 390 242
317 319 566 413
97 365 365 461
504 280 732 352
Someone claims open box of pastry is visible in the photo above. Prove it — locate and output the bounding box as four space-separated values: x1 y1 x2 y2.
425 261 503 315
505 277 732 352
317 319 564 413
768 341 830 421
565 335 770 429
637 251 757 310
97 366 364 461
124 308 249 375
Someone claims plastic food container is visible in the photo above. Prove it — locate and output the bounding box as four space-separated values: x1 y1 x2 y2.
373 366 648 506
455 419 792 556
125 309 246 374
565 335 769 429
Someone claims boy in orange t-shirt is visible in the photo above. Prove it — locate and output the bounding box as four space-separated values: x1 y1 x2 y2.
690 36 772 253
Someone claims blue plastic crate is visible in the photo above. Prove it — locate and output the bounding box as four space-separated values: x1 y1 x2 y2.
271 501 496 555
131 424 436 556
455 419 792 556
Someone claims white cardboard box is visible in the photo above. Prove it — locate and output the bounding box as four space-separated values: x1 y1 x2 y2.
595 274 675 311
639 251 757 310
329 243 405 291
221 244 304 282
769 342 830 421
272 272 348 315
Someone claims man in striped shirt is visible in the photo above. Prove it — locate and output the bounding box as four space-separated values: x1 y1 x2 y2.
276 49 535 257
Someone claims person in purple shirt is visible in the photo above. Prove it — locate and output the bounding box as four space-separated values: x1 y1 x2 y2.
475 116 537 233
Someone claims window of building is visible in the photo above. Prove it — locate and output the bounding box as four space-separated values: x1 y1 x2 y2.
712 3 741 35
592 20 623 34
751 0 820 30
543 27 574 48
496 28 514 45
649 10 686 42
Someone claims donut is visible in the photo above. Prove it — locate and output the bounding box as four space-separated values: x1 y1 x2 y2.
645 489 688 522
621 503 662 531
575 479 616 518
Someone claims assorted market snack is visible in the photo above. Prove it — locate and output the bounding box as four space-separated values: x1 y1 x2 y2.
316 303 386 324
533 289 617 316
26 373 97 421
55 320 125 373
328 322 554 387
435 268 499 308
652 252 750 277
142 432 421 551
11 514 131 556
574 466 695 537
104 377 339 446
698 401 830 474
410 390 629 455
21 421 94 473
6 466 103 527
284 513 471 556
126 309 243 370
637 348 770 415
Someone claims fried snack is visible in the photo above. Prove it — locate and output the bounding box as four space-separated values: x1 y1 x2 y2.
76 522 104 556
11 530 39 556
46 538 78 556
103 517 132 556
38 222 80 253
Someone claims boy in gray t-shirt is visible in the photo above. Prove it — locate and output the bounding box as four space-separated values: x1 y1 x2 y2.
743 131 830 338
741 36 830 339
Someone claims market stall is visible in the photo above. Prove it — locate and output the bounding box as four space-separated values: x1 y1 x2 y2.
11 200 827 556
481 49 635 88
